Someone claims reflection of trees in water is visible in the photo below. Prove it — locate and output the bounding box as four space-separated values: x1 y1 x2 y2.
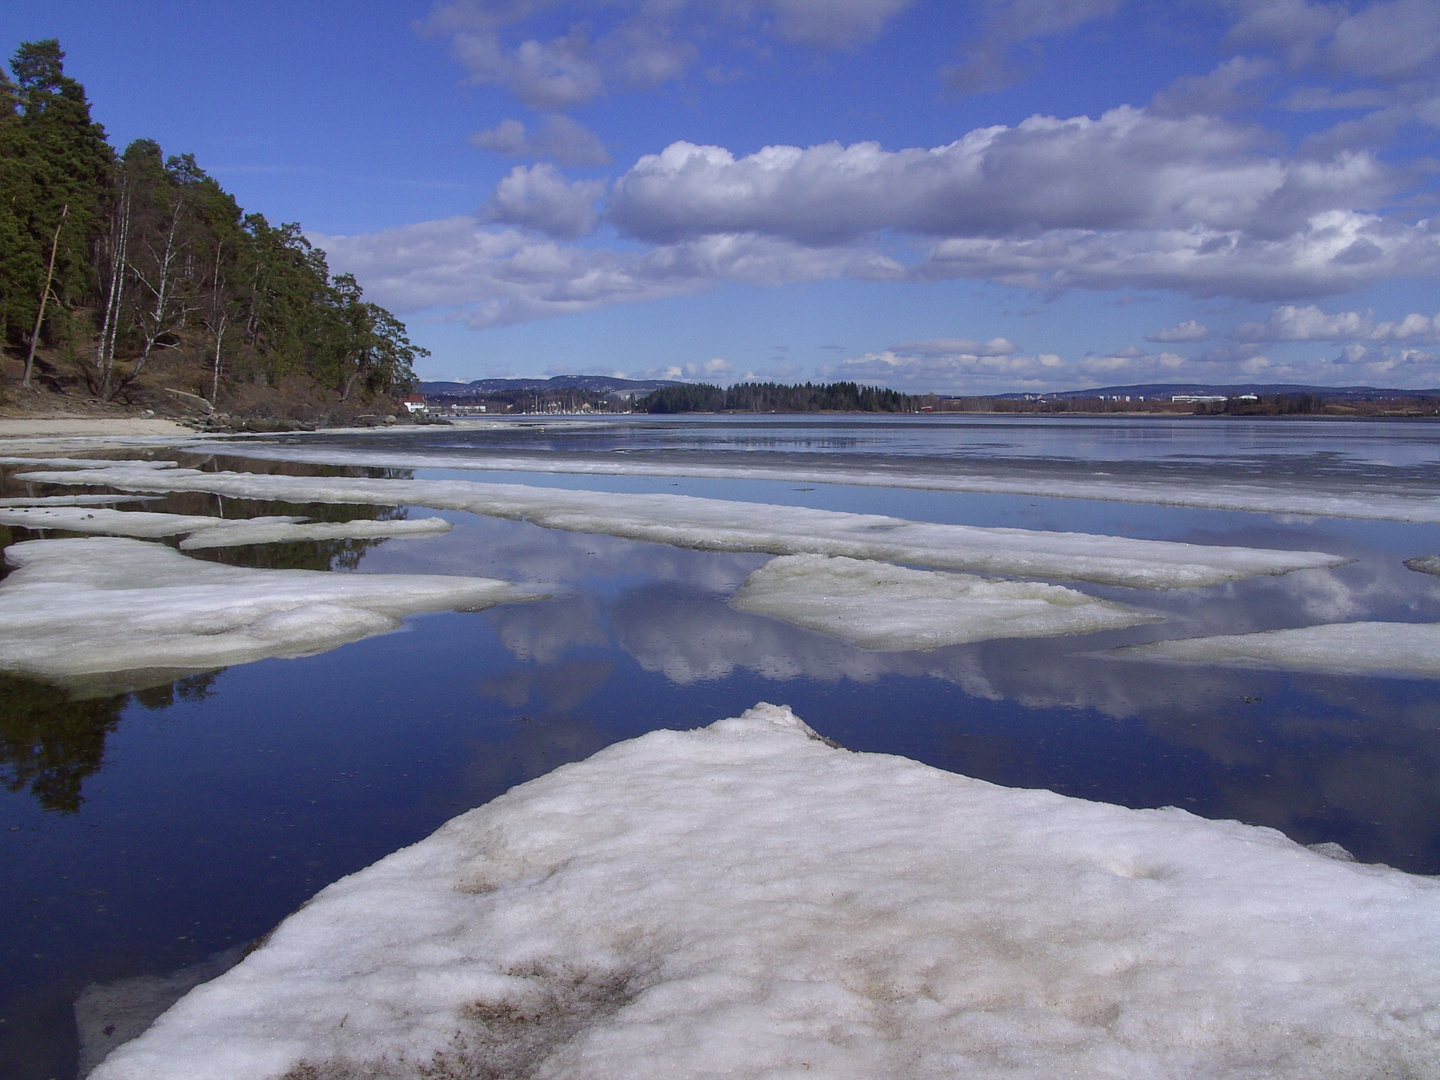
0 460 423 814
179 460 422 572
0 461 421 574
0 672 216 814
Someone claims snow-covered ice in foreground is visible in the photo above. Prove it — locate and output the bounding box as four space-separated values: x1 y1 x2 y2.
0 537 536 679
0 505 304 538
177 516 453 549
1114 620 1440 677
732 554 1159 649
204 442 1440 524
90 703 1440 1080
17 465 1349 589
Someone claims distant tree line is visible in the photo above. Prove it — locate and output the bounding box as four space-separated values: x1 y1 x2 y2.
644 380 921 414
0 39 424 405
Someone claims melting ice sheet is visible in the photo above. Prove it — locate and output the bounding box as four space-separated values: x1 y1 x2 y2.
0 537 535 680
177 517 452 549
200 442 1440 523
0 505 452 548
1115 620 1440 677
0 455 179 470
17 465 1348 589
733 554 1159 649
90 704 1440 1080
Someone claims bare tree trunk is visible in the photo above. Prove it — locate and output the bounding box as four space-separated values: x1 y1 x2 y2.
116 200 186 396
202 243 231 405
96 184 132 400
23 204 67 390
210 314 227 403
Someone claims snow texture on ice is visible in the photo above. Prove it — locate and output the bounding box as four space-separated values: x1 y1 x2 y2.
177 516 453 549
1115 620 1440 676
207 443 1440 524
0 537 535 679
17 465 1349 589
90 703 1440 1080
732 554 1159 649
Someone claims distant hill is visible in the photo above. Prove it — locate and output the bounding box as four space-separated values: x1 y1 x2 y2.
419 375 684 398
988 383 1440 401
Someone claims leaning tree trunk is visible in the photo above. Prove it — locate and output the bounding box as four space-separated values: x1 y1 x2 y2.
22 204 67 390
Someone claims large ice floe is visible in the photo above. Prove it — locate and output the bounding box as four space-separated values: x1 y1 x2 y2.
201 442 1440 523
90 703 1440 1080
16 464 1348 589
732 554 1159 649
0 537 535 680
1115 620 1440 677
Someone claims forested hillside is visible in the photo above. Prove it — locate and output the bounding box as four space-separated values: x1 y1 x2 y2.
0 40 423 420
644 381 921 413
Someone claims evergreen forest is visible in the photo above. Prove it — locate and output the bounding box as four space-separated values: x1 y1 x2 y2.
0 40 424 416
644 380 921 413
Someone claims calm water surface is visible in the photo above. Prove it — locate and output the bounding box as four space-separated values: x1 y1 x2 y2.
2 415 1439 1079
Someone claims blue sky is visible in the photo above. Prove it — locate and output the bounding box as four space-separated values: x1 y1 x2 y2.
6 1 1440 392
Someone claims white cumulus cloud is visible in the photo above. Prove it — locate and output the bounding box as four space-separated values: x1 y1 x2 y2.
1146 320 1214 342
607 109 1392 248
484 164 607 240
470 114 612 166
1232 304 1440 342
316 217 904 328
423 0 911 109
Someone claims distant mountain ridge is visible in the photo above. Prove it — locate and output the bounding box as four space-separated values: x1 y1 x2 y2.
418 377 1440 402
419 375 684 397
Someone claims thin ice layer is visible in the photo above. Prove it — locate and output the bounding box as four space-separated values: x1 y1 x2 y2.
178 516 453 549
0 455 179 469
1114 620 1440 676
732 554 1159 649
0 537 535 679
17 465 1349 589
0 495 158 507
0 506 452 547
91 703 1440 1080
0 506 303 538
204 443 1440 524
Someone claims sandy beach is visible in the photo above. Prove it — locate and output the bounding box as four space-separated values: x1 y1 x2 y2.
0 417 195 439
